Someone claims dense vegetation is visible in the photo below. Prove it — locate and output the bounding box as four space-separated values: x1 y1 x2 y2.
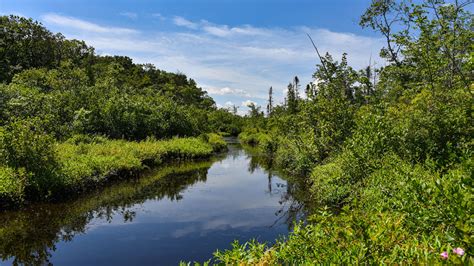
214 0 473 264
1 0 472 264
0 15 236 206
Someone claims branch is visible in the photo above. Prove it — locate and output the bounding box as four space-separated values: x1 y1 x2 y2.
306 33 332 81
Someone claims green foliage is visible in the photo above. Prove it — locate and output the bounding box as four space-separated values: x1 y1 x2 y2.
1 0 473 263
0 16 77 83
0 14 236 207
359 155 473 247
207 109 243 136
214 240 272 265
0 15 241 141
224 155 473 264
0 166 26 204
221 0 473 264
0 135 220 205
57 136 217 192
203 133 228 152
238 129 267 145
386 88 472 167
0 119 60 199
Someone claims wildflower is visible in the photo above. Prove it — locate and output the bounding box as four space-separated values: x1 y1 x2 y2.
453 247 464 256
440 251 449 260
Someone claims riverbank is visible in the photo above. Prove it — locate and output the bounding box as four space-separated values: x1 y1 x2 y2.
0 133 227 208
0 139 300 265
209 132 472 264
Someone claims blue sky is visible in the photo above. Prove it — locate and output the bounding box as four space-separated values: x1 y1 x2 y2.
1 0 385 113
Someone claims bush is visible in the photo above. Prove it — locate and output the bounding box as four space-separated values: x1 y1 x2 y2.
0 119 61 199
204 133 227 152
386 88 472 167
359 155 473 251
0 166 26 204
274 133 319 176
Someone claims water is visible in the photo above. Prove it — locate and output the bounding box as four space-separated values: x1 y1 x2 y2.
0 141 305 265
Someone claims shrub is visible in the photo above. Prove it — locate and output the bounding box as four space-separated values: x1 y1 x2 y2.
0 119 61 199
0 166 26 204
386 88 472 167
204 133 227 152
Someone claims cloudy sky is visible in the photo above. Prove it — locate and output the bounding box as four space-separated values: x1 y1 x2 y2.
1 0 385 113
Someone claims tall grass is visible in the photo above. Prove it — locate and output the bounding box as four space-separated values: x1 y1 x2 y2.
0 134 225 206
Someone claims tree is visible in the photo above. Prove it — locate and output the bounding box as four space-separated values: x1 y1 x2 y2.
247 102 263 118
293 76 300 99
286 83 298 114
267 86 273 116
360 0 473 94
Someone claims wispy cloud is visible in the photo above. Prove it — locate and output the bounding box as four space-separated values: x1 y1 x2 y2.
40 13 385 111
120 12 138 19
206 87 251 97
173 16 198 29
173 17 268 37
42 13 138 34
152 13 166 21
202 24 268 37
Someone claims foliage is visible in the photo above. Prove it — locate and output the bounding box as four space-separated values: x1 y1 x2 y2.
202 133 228 152
0 135 222 206
227 0 473 264
0 15 245 141
214 240 273 265
0 119 60 199
0 166 26 204
0 14 236 206
215 155 472 264
207 109 244 136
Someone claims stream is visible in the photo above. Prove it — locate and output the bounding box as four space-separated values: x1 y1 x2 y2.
0 139 305 265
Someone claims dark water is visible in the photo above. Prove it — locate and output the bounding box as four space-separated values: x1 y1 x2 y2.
0 141 305 265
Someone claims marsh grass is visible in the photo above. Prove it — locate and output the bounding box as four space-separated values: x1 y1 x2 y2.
0 134 225 207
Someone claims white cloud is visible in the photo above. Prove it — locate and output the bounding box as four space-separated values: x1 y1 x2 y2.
216 101 235 109
42 13 138 34
205 87 251 97
173 16 198 29
173 17 269 38
120 12 138 19
40 13 385 109
202 25 266 37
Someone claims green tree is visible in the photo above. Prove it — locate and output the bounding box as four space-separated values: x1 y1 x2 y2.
266 86 273 116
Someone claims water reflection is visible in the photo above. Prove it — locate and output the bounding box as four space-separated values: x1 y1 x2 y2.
242 144 307 230
0 142 306 265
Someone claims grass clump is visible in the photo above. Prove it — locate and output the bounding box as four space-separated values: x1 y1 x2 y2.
202 133 228 152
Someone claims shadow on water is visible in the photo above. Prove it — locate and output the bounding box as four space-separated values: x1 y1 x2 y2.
0 140 308 265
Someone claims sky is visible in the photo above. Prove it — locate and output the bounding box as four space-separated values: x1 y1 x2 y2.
1 0 386 114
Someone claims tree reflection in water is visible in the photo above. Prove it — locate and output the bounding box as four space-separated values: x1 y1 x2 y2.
243 144 308 231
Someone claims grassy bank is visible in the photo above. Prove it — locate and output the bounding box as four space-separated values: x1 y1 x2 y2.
0 133 226 207
212 151 472 264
